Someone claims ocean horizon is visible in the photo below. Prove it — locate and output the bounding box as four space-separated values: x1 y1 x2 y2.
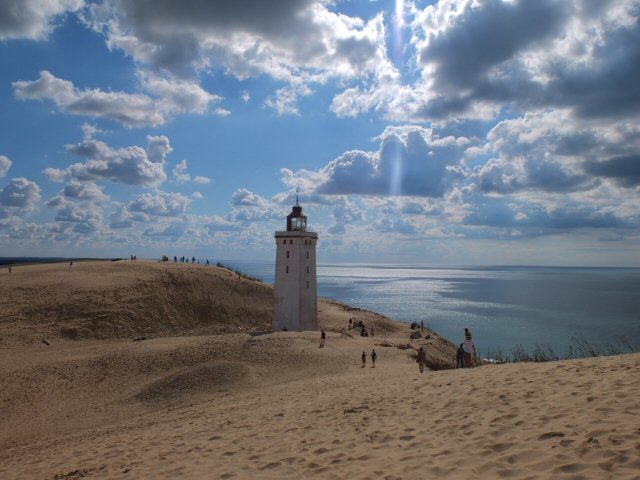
4 257 639 357
220 260 640 357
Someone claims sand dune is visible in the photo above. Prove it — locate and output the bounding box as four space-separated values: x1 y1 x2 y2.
1 262 638 479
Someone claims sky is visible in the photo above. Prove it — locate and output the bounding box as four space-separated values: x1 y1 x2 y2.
0 0 639 266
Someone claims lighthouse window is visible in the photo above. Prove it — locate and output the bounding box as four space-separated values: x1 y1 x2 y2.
283 239 286 244
289 240 292 244
286 251 289 258
286 266 289 274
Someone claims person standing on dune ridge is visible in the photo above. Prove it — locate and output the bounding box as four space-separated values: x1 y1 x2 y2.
463 328 476 368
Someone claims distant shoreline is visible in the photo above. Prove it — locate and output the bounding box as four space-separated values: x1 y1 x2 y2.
0 257 114 267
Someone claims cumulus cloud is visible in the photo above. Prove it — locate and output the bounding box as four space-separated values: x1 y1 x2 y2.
43 167 67 183
172 159 211 184
83 0 395 113
477 110 640 193
0 155 11 177
129 192 191 216
282 126 471 197
405 0 640 122
330 0 640 124
0 0 83 40
53 200 103 233
62 180 109 202
583 156 640 188
0 177 41 208
63 134 172 186
13 70 220 127
229 188 284 222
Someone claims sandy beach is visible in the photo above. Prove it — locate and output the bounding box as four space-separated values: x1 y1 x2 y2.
1 261 639 479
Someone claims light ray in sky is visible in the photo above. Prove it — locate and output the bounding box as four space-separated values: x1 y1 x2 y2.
392 0 405 64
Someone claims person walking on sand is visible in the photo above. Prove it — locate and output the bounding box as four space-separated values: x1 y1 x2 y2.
417 346 427 373
361 351 366 368
456 343 465 368
463 328 476 368
320 329 326 348
371 349 377 368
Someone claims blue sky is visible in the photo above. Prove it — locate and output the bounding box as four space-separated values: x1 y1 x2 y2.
0 0 639 266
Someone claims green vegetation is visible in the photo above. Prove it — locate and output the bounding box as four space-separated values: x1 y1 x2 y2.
484 334 639 364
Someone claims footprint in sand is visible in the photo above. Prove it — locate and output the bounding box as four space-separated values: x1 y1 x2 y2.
538 432 566 440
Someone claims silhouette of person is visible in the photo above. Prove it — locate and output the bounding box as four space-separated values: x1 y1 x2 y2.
417 346 426 373
69 261 73 268
371 349 377 368
8 266 11 273
320 329 326 347
456 343 465 368
361 351 366 368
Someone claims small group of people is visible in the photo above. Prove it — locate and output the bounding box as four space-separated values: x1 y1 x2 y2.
348 318 373 337
409 320 424 332
361 349 377 368
175 256 196 264
414 327 478 373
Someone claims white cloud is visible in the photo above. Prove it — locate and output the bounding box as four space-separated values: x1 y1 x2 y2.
0 0 83 40
43 167 68 183
129 192 191 216
241 91 250 102
0 177 41 208
193 176 211 184
191 191 204 200
229 188 284 222
62 180 109 202
65 134 172 186
13 70 220 127
0 155 11 177
172 159 211 185
172 159 191 183
213 107 231 117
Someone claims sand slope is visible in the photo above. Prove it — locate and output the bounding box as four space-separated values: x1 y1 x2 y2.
0 261 274 341
1 262 638 479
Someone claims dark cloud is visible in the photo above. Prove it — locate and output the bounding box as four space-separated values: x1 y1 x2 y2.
0 0 83 40
477 158 593 194
419 0 569 90
412 0 640 122
88 0 387 83
584 155 640 187
294 128 470 198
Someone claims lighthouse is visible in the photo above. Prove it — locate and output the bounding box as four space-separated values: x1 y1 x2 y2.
273 197 318 331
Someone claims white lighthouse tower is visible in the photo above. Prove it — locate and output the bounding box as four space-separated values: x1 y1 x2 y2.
273 196 318 331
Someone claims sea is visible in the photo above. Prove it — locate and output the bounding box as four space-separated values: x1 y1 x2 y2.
3 257 639 357
222 261 640 357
